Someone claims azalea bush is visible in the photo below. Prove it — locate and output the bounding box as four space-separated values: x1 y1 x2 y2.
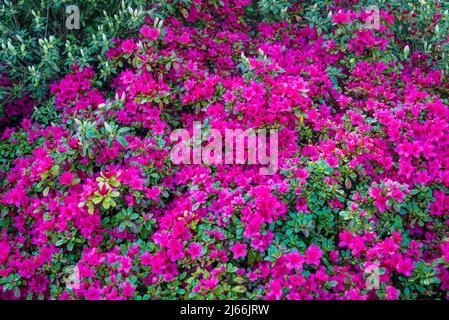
1 0 449 300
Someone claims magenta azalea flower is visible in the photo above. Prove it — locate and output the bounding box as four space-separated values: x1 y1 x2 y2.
230 242 247 260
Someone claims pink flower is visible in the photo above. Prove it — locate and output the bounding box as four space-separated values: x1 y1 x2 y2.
167 239 185 262
284 251 304 270
85 287 102 300
265 280 283 300
369 186 388 212
386 286 399 300
396 257 414 276
60 172 75 185
390 189 404 203
305 244 323 266
121 281 135 298
348 236 366 257
0 241 10 264
146 186 161 201
203 276 219 290
120 70 135 85
188 243 203 259
326 155 339 168
121 39 137 53
140 25 159 41
333 10 352 24
230 242 247 259
140 251 152 266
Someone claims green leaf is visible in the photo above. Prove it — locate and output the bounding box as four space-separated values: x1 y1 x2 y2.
14 287 20 298
110 191 120 198
116 136 128 147
87 202 94 214
344 177 352 189
231 285 246 294
92 196 103 204
233 277 245 284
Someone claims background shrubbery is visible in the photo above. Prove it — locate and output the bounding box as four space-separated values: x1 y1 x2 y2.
0 0 148 127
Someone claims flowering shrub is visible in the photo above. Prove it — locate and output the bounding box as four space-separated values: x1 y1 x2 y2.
1 0 449 300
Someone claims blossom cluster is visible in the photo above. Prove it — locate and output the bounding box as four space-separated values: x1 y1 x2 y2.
1 0 449 300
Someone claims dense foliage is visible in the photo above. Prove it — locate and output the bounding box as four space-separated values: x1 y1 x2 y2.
0 0 148 127
1 0 449 300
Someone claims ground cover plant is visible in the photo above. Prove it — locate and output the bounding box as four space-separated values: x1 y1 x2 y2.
1 0 449 300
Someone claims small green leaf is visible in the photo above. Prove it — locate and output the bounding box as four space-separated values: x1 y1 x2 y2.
344 177 352 189
116 136 128 147
231 286 246 293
